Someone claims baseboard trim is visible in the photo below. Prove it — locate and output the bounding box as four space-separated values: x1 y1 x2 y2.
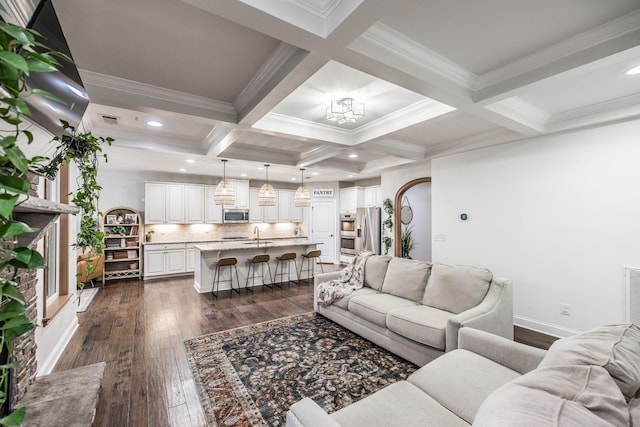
38 316 79 376
514 315 581 339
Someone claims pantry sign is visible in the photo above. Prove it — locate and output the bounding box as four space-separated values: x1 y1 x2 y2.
312 189 334 198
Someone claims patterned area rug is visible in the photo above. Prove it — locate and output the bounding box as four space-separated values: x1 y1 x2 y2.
184 312 417 426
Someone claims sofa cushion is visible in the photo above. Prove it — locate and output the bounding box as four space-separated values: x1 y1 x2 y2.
631 397 639 426
331 381 468 427
348 294 418 328
538 324 640 400
473 365 630 427
364 255 391 290
332 288 380 310
408 348 521 424
422 263 492 314
380 258 431 302
386 305 453 350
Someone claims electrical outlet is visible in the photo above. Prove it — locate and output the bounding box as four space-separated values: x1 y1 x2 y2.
560 303 570 316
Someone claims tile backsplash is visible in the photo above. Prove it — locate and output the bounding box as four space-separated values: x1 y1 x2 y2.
143 223 302 243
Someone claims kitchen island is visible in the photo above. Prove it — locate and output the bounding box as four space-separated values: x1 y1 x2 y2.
193 239 321 293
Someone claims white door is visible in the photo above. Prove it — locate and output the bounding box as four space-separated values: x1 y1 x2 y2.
144 183 166 224
311 200 336 263
165 184 185 223
185 185 204 223
165 249 186 274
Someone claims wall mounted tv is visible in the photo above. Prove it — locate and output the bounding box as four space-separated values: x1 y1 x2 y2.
25 0 89 137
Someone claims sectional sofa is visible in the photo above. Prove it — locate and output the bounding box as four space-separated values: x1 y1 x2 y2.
287 324 640 426
314 256 513 366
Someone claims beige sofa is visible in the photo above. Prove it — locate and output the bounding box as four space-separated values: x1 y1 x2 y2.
314 256 513 366
287 324 640 426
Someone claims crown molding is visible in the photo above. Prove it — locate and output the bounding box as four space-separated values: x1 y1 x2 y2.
253 112 354 145
0 0 37 26
297 145 344 167
79 69 237 121
234 42 307 114
547 92 640 133
350 22 478 90
484 97 549 134
478 9 640 91
353 99 456 144
425 127 519 159
288 0 342 19
363 139 426 161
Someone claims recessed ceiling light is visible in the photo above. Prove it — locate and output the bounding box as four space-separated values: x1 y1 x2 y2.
179 168 186 172
257 167 264 170
241 173 247 177
147 120 163 127
626 65 640 75
186 159 195 163
349 153 358 158
291 177 296 181
312 172 318 176
348 174 355 178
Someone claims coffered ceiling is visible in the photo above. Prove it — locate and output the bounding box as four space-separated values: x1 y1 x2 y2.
38 0 640 182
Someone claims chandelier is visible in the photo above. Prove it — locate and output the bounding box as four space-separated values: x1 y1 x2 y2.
294 168 311 207
326 97 365 124
258 164 276 206
214 159 235 206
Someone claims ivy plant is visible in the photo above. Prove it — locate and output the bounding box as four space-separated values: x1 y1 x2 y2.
0 10 112 425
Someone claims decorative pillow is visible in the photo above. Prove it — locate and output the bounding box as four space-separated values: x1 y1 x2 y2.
364 255 391 290
539 324 640 401
380 258 431 302
473 365 630 427
422 263 492 314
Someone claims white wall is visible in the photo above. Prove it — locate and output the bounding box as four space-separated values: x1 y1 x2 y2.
432 119 640 337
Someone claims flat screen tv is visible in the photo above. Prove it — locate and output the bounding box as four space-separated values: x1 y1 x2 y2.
25 0 89 137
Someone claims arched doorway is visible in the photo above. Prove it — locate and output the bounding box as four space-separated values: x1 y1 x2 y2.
394 177 431 259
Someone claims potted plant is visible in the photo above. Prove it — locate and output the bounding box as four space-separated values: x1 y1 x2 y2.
400 225 414 258
382 198 393 255
145 229 155 242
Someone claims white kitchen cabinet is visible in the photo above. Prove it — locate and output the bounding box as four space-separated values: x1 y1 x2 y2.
165 184 185 223
144 183 166 224
277 190 304 222
185 185 204 223
363 185 382 207
143 243 186 278
204 186 223 223
278 190 292 222
340 187 363 212
186 245 197 272
250 187 278 222
229 179 250 208
144 182 185 224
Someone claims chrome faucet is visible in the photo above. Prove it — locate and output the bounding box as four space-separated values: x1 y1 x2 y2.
253 225 260 246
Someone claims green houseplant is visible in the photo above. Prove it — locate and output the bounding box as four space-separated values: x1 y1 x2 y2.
382 198 393 255
400 225 414 258
0 11 112 424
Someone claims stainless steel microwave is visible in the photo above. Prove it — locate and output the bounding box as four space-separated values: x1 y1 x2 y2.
223 208 250 223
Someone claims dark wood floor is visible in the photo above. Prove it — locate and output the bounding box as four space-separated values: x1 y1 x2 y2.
54 271 557 427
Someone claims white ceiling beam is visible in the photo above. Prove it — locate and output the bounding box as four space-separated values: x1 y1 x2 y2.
359 157 415 175
361 140 426 161
205 129 240 158
297 146 345 167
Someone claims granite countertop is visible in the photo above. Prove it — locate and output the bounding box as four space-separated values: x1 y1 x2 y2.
142 236 308 246
193 239 320 252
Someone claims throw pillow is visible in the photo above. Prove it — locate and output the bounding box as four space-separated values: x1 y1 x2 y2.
364 255 391 290
380 258 431 302
538 324 640 401
474 365 630 427
422 263 492 314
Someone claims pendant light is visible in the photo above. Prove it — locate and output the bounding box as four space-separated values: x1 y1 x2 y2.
258 164 276 206
294 168 311 207
214 159 235 206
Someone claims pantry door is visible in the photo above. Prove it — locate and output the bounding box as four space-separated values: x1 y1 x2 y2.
311 199 337 264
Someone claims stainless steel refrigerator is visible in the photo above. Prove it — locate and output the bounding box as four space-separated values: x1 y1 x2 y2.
355 207 381 255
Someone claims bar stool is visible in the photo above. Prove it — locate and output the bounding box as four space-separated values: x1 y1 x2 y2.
298 250 323 285
246 254 273 292
273 252 298 287
212 257 240 297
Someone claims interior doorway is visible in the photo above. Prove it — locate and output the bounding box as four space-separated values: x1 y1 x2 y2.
311 199 337 264
394 178 432 260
